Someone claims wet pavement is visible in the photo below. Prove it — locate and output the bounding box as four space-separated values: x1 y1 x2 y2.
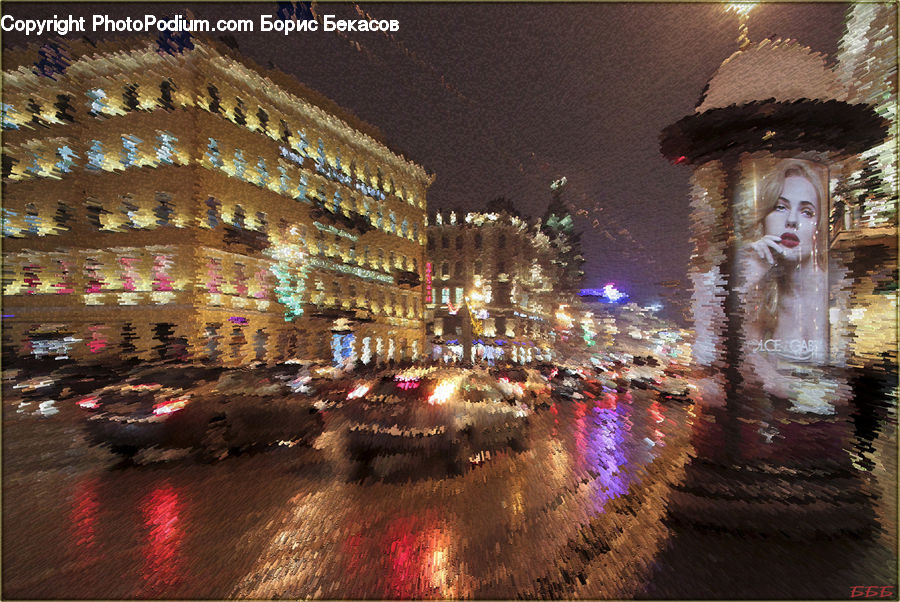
2 388 691 599
2 383 895 599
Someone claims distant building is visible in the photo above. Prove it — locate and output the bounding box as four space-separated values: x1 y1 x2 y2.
1 36 432 366
425 210 558 363
833 3 898 370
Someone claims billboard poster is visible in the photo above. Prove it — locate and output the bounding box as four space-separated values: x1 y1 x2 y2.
737 157 833 411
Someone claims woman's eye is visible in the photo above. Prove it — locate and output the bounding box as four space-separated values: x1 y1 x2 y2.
774 204 787 211
801 209 815 218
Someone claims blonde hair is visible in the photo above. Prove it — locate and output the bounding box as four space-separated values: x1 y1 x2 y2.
755 158 828 264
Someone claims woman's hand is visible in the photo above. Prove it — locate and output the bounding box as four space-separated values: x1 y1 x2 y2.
739 235 784 291
748 234 785 266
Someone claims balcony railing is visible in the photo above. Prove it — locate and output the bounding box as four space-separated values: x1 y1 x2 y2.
394 269 421 288
223 225 270 253
309 203 373 236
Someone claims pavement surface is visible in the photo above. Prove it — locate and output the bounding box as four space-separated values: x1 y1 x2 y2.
2 380 895 599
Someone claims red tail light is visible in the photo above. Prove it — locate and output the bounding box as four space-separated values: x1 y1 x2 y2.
347 384 370 399
152 398 190 416
78 395 100 409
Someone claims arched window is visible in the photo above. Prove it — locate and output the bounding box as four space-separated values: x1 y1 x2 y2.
233 97 247 126
256 107 269 133
159 79 175 111
279 119 292 145
24 203 40 235
207 85 221 114
123 83 139 112
206 197 220 229
232 204 245 229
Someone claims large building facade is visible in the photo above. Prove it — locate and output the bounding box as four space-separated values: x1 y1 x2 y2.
1 37 432 366
832 3 898 370
425 210 559 364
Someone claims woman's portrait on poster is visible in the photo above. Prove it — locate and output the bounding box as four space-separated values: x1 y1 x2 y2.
742 158 829 399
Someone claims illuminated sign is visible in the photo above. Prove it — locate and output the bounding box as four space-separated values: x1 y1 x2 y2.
579 283 628 303
425 262 433 303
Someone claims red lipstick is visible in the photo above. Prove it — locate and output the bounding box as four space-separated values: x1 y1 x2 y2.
780 233 800 248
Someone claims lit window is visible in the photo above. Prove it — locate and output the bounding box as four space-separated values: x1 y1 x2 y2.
278 165 289 194
121 196 139 229
233 149 246 179
441 288 449 304
455 287 463 304
55 145 76 173
24 203 40 235
87 140 104 170
121 135 142 168
2 103 19 129
156 131 177 165
297 174 309 202
86 89 107 115
206 138 223 168
256 157 268 186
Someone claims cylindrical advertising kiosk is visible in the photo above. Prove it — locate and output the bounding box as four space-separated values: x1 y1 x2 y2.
660 40 888 536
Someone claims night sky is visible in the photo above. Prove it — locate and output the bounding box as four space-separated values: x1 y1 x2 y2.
2 2 851 321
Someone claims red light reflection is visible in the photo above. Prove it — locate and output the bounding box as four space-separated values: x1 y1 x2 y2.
139 482 186 595
70 476 100 563
380 512 458 599
649 401 667 445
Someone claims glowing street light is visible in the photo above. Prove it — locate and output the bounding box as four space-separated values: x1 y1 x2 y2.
725 2 757 50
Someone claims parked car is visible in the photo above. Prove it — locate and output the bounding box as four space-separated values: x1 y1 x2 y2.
80 364 326 461
4 362 134 417
618 360 665 391
491 366 552 408
654 375 694 403
342 368 532 477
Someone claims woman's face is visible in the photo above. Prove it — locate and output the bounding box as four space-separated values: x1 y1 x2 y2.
764 174 819 262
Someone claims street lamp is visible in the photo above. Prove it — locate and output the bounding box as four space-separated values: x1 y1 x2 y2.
725 2 757 50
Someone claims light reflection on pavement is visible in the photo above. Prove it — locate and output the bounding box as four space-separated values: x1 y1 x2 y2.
232 390 689 599
2 388 691 599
